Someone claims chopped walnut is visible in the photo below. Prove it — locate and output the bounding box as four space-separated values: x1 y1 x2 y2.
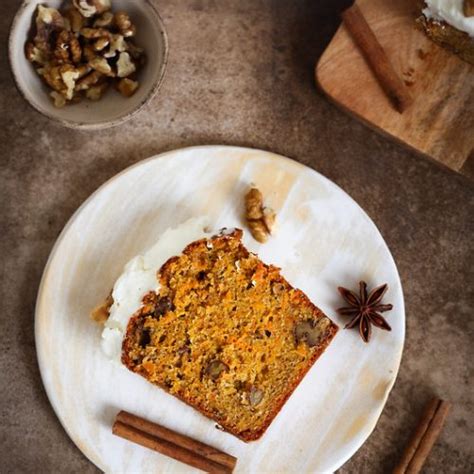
25 43 48 65
61 68 80 99
94 11 114 27
116 52 136 77
245 187 276 243
64 7 85 33
245 188 264 219
114 11 136 37
73 0 111 18
75 70 103 91
34 5 67 53
294 320 322 347
50 91 66 108
85 81 109 100
247 219 269 243
25 0 145 107
41 64 68 93
116 78 138 97
76 63 92 79
94 37 110 51
262 207 276 234
103 33 126 58
205 360 229 380
90 293 113 324
249 386 264 406
80 27 110 39
89 56 114 76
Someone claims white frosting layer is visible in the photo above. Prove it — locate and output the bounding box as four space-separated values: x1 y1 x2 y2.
101 216 212 364
423 0 474 37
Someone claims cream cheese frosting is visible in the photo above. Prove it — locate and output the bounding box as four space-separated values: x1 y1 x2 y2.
101 216 212 364
423 0 474 37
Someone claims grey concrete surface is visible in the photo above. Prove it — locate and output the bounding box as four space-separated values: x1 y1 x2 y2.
1 0 473 472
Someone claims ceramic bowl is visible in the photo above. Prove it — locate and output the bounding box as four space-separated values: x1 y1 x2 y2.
8 0 168 129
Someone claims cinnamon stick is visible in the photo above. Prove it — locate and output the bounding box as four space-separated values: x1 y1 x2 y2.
112 411 237 473
393 398 451 474
341 4 413 113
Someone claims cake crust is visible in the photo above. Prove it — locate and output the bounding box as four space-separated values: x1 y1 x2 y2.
122 229 338 441
418 14 474 65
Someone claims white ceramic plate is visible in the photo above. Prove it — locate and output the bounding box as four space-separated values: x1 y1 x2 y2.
36 146 405 473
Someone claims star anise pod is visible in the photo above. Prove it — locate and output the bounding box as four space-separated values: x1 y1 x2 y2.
337 281 393 343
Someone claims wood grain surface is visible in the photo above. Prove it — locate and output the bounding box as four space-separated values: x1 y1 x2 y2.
316 0 474 178
35 146 405 473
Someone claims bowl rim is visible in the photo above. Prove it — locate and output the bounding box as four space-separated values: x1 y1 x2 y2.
8 0 169 130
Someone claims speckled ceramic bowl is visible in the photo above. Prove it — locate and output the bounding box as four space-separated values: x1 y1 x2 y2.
8 0 168 129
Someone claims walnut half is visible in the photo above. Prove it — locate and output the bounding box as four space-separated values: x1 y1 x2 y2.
245 187 277 243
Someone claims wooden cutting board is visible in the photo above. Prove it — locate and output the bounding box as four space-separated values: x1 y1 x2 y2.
316 0 474 179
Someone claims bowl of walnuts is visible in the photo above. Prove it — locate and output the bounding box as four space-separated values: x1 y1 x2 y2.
9 0 168 129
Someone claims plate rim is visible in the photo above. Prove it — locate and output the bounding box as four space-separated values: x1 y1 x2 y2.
35 144 405 472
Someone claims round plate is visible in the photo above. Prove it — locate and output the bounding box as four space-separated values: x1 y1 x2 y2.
36 146 405 472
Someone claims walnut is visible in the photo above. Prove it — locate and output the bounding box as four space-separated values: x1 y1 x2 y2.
245 188 264 219
93 11 114 27
75 70 103 91
53 30 82 65
85 81 109 100
114 11 136 37
54 30 71 63
76 64 92 79
262 207 276 234
82 44 96 62
25 42 48 65
103 34 126 58
294 320 322 347
205 360 229 380
94 37 110 51
41 64 67 93
61 67 80 99
64 7 85 33
80 27 110 39
25 0 146 107
245 187 276 243
34 5 67 53
116 78 139 97
89 57 114 76
247 219 269 243
126 41 146 66
50 91 66 108
249 386 264 406
70 36 82 64
116 52 136 77
90 293 113 324
73 0 111 18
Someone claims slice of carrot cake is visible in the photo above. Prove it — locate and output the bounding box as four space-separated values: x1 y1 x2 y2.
98 218 338 441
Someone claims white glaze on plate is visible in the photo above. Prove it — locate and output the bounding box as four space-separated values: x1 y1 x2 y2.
35 146 405 473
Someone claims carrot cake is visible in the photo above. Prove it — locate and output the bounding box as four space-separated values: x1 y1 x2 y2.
99 218 338 441
419 0 474 64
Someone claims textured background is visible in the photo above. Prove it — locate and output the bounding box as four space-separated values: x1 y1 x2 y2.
1 0 473 472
